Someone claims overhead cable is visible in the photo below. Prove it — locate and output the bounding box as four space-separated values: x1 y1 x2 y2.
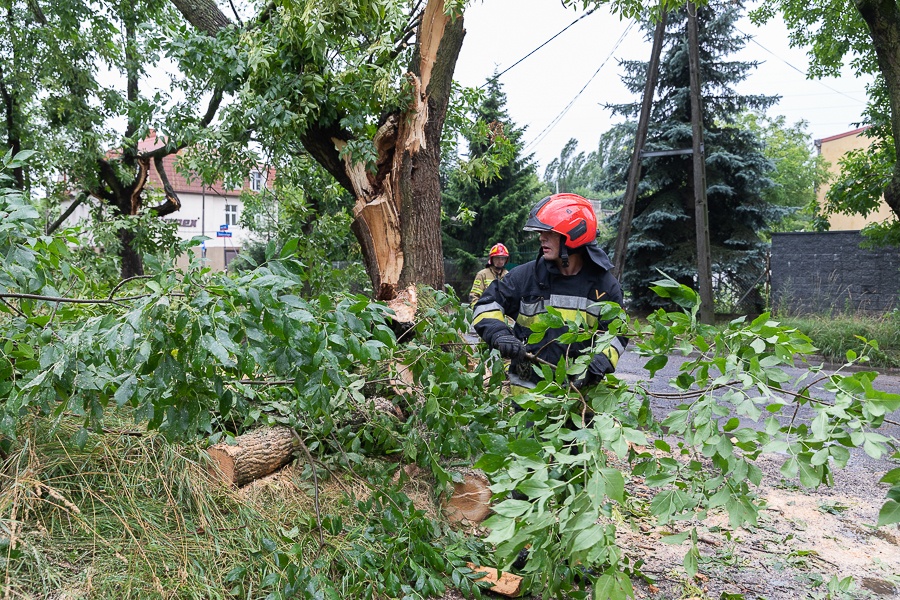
524 20 636 152
481 7 598 88
735 26 866 104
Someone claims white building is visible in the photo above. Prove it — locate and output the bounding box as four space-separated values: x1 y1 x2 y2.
62 134 273 271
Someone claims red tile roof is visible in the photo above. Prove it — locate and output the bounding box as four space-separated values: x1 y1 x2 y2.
133 132 275 196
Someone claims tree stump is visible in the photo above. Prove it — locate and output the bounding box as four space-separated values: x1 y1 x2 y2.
442 468 492 524
207 426 297 487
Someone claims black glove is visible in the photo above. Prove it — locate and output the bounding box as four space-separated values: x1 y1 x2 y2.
492 334 527 361
587 353 615 379
572 353 615 389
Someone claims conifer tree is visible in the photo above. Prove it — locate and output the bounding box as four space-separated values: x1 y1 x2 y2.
442 77 545 272
606 1 784 312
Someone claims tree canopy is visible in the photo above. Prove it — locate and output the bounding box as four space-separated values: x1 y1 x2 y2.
735 112 830 233
751 0 900 242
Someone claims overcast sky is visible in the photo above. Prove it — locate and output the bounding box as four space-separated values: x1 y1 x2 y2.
453 0 873 174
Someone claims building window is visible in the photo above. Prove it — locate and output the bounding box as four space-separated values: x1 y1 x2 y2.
250 170 263 192
225 204 239 226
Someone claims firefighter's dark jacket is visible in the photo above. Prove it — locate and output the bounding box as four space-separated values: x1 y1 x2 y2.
472 242 627 384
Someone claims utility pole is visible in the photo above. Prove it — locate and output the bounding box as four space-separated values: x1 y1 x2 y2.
687 2 715 324
613 7 668 279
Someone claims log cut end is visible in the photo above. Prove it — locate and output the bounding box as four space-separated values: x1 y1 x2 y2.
206 445 238 485
442 469 492 524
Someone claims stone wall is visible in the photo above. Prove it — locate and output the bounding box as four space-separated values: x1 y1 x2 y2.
771 231 900 314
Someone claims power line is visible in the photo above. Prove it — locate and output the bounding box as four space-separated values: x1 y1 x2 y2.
735 26 865 104
481 8 598 88
523 20 636 153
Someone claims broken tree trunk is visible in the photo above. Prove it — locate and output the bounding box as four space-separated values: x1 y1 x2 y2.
207 426 297 487
442 467 492 524
343 0 464 300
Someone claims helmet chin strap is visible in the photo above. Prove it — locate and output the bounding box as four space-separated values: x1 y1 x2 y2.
559 236 569 268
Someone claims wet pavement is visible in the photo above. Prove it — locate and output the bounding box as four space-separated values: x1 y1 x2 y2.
615 351 900 472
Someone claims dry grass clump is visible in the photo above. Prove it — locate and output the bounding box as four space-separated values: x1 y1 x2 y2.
0 416 422 600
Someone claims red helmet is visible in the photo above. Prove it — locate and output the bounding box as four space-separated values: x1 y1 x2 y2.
523 193 597 248
488 243 509 258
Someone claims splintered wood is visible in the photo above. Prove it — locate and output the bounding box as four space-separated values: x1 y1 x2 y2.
465 562 523 597
386 285 418 324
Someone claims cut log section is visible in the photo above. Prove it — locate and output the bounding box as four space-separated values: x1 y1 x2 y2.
442 468 492 524
390 360 416 397
348 396 405 424
207 426 297 487
466 562 523 597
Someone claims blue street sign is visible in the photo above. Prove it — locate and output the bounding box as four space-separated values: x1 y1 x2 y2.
219 224 228 230
216 231 232 238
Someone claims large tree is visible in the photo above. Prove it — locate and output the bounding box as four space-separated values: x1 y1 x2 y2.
169 0 465 300
751 0 900 240
605 1 783 312
441 76 544 268
0 0 223 279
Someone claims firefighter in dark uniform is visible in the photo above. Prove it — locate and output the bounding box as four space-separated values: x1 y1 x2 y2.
472 193 626 390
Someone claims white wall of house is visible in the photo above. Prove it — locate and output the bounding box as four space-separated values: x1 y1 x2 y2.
160 189 249 271
60 188 250 272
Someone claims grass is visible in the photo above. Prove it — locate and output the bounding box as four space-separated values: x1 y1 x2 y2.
0 416 453 599
775 310 900 369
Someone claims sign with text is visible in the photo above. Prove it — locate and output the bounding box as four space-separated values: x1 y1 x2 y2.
219 224 228 230
216 231 232 238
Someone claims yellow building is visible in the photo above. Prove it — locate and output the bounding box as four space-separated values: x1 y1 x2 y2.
815 127 895 230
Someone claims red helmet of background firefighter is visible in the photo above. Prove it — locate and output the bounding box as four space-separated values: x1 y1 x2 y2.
472 193 627 389
469 242 510 306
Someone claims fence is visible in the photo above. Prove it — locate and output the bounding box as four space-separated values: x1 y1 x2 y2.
770 231 900 315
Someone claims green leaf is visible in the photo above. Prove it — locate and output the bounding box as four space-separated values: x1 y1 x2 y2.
600 468 625 504
114 375 137 407
660 531 690 544
491 499 532 518
591 569 633 600
880 468 900 485
798 459 823 488
683 547 699 579
483 515 516 544
474 453 507 472
876 499 900 527
280 238 299 258
508 438 542 456
571 524 605 552
643 354 668 377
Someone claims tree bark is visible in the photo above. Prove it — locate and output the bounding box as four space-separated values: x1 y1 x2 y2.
169 0 231 33
396 0 463 292
854 0 900 221
117 227 145 278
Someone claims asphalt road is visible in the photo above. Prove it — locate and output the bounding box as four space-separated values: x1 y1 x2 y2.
615 351 900 473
